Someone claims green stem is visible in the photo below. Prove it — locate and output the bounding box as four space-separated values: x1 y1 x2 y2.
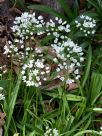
73 130 101 136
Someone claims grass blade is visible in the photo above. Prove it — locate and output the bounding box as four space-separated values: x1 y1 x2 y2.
56 0 73 20
4 74 22 136
90 72 102 105
81 45 92 88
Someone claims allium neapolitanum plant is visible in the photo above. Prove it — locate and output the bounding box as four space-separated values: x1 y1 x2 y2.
0 4 102 136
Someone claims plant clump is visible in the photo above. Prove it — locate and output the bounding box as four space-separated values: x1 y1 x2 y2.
3 12 96 87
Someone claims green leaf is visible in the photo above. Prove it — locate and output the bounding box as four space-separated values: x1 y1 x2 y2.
41 109 58 119
4 74 22 136
40 35 54 46
66 94 85 102
63 113 92 136
56 0 73 21
73 130 101 136
73 0 79 18
87 0 102 17
28 127 43 136
0 80 10 90
75 101 86 121
90 72 102 105
28 4 67 20
10 0 26 10
81 45 92 88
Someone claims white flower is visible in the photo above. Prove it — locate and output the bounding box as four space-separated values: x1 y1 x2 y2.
60 77 64 81
53 128 59 136
38 16 43 20
28 63 33 68
36 76 40 81
22 76 26 80
56 68 60 72
58 19 62 24
4 45 10 54
0 94 5 100
75 15 96 36
14 47 18 52
52 38 84 84
80 57 84 62
53 32 59 37
35 60 44 68
15 39 19 43
75 75 80 80
41 71 45 75
44 126 59 136
46 67 50 70
74 69 79 74
21 71 25 75
53 58 58 62
43 78 47 81
66 79 74 84
33 69 39 76
35 48 42 53
58 26 64 31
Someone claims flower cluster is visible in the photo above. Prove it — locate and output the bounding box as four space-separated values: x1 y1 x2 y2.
46 17 70 35
3 12 86 87
75 15 96 36
4 40 33 64
21 48 50 87
4 41 18 56
4 12 46 61
12 12 45 39
44 126 59 136
52 38 84 84
45 17 71 47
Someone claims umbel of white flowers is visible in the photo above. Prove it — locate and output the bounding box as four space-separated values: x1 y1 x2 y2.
44 126 59 136
3 12 96 87
75 15 96 36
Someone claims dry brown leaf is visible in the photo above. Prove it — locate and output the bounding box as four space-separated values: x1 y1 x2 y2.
45 78 62 90
9 7 22 15
0 0 5 4
12 60 20 75
0 54 8 66
0 36 7 45
25 0 40 3
44 100 55 112
0 112 6 136
80 0 86 9
32 0 40 2
13 66 20 75
0 112 6 126
68 83 78 91
0 22 7 37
